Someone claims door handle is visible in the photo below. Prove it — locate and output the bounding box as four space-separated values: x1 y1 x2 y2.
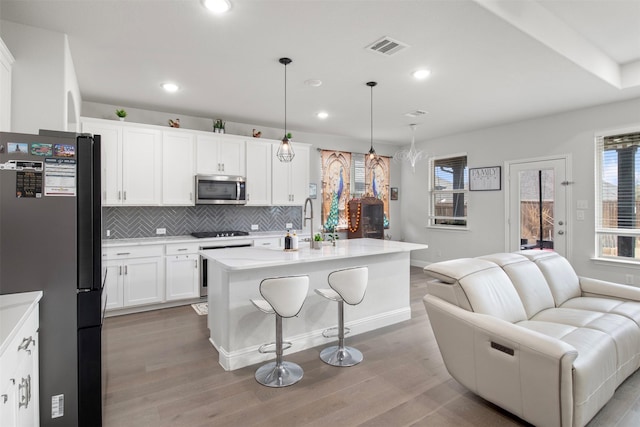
558 230 565 235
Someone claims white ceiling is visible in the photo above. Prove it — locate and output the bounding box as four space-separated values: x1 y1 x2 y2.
1 0 639 147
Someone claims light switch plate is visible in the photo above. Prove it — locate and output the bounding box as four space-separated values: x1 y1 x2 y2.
577 200 588 209
285 222 293 229
156 228 166 235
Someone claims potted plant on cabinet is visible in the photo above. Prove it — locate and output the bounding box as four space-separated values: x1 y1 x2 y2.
313 233 323 249
115 109 127 121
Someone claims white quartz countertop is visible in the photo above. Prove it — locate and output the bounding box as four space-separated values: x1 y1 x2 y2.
102 231 309 247
201 238 428 270
0 291 43 356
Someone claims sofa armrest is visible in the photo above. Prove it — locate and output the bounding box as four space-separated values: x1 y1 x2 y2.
579 276 640 301
424 294 577 427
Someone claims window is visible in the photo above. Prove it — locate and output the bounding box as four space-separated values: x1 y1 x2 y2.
430 154 468 227
596 130 640 260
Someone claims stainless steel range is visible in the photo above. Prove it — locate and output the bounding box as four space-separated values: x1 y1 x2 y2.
193 231 252 297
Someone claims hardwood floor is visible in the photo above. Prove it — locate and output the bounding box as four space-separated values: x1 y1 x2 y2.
104 267 640 426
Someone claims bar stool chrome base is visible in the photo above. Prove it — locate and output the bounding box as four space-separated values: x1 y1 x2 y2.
320 345 363 367
255 360 304 387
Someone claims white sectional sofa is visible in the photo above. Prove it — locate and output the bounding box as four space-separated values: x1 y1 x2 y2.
423 250 640 427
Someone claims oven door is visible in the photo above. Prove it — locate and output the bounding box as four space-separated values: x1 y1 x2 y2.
200 240 252 297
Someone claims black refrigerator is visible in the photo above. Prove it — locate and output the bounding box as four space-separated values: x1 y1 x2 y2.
0 130 104 426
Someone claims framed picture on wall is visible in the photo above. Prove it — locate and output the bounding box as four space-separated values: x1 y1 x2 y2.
469 166 501 191
390 187 398 200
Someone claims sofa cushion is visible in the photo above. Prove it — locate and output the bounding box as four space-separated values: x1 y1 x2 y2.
519 250 581 306
480 253 555 318
530 308 640 385
425 258 527 323
562 297 640 328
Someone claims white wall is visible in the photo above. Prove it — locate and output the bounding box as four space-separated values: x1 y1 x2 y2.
403 96 640 282
81 101 402 239
64 34 81 132
0 21 70 133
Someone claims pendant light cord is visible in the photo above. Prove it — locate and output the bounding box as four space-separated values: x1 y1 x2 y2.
284 61 287 136
370 84 373 151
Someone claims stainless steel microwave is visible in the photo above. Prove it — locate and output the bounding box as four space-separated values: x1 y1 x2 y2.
195 175 246 205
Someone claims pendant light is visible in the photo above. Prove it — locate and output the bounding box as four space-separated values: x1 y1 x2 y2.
394 123 426 172
366 81 377 160
276 57 295 162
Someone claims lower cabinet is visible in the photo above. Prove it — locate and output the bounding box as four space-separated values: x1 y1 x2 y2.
103 245 165 310
0 299 39 427
166 254 199 300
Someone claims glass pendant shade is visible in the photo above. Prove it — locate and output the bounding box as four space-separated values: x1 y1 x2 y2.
277 135 295 162
277 57 295 162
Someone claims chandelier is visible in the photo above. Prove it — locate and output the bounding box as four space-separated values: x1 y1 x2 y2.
394 124 426 172
276 57 295 162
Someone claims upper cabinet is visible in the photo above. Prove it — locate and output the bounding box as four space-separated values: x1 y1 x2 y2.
0 38 15 132
162 131 195 205
196 134 245 176
272 143 310 205
245 140 272 206
82 119 162 206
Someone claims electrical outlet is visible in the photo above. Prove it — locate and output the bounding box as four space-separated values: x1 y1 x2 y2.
106 229 111 237
285 222 293 229
251 224 259 231
576 210 585 221
156 228 166 235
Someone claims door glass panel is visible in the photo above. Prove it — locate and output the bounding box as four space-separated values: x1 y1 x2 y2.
519 169 555 250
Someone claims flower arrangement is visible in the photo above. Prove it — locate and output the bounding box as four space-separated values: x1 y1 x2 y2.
115 109 127 119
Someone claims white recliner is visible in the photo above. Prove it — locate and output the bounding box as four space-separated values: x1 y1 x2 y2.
423 250 640 427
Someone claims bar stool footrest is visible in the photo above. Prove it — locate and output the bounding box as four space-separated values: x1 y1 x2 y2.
322 326 351 338
258 341 292 354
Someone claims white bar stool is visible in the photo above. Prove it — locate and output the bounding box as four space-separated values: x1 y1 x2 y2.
315 266 368 367
250 275 309 387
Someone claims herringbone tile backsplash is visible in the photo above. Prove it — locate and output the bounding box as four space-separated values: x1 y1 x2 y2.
103 205 302 239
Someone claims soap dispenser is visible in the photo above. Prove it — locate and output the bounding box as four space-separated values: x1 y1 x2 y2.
291 230 299 250
284 229 292 250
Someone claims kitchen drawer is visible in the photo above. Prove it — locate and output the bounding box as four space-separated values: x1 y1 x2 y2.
253 237 281 248
103 245 164 259
165 243 200 255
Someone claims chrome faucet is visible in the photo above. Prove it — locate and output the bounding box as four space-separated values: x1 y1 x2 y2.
303 197 314 247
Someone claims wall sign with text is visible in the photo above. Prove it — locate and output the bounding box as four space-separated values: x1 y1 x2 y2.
469 166 501 191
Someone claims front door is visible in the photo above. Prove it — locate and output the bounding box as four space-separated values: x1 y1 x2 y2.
506 157 570 257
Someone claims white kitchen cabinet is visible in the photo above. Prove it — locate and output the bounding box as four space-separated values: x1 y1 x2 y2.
103 245 165 310
253 237 281 249
166 254 199 301
165 243 200 301
245 140 272 205
0 292 41 427
162 131 195 205
82 119 162 206
196 134 245 176
272 143 310 205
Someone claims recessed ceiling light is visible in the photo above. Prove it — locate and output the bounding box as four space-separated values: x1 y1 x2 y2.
317 112 329 119
412 69 431 80
202 0 231 14
305 79 323 87
161 83 179 93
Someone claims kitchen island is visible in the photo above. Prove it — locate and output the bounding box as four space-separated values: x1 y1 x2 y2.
201 238 428 370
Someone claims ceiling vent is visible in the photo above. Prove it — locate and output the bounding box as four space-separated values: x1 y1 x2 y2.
366 36 408 57
404 109 428 118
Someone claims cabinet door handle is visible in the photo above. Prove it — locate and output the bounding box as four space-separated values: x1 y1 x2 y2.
177 248 188 251
116 252 131 256
190 192 193 201
118 190 122 201
124 265 128 275
1 394 7 404
18 336 35 354
222 163 225 172
123 191 127 201
118 266 122 275
194 260 198 269
18 375 31 409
